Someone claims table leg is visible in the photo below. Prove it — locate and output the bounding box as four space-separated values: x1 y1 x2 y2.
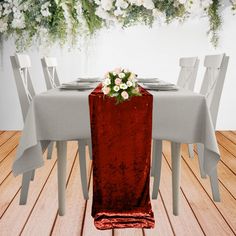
47 141 54 160
87 138 93 160
30 169 35 181
197 143 207 178
188 144 195 159
151 139 157 177
56 141 67 216
171 142 181 216
152 140 162 199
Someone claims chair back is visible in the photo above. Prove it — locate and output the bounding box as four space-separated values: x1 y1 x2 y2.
200 54 229 128
41 57 60 90
177 57 199 91
10 54 35 121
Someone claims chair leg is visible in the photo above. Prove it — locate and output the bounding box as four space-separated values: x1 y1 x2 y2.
171 142 181 216
209 167 220 202
30 169 35 181
78 140 89 200
188 144 195 159
47 142 54 160
20 171 33 205
197 143 207 179
56 141 67 216
87 139 93 160
152 140 163 199
151 139 157 177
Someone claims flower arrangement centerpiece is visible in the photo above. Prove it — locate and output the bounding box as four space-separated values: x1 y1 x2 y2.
102 68 141 103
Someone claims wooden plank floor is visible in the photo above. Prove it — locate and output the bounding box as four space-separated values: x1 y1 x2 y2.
0 131 236 236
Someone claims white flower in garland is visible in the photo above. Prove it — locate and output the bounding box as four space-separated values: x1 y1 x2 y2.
11 13 25 29
115 0 129 9
0 18 8 32
178 0 187 4
96 6 113 20
100 0 114 11
142 0 155 10
152 8 166 24
41 2 51 17
114 7 124 16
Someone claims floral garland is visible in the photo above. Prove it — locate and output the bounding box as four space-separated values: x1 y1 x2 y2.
0 0 235 51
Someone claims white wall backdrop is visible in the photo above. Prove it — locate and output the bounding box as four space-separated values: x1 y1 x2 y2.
0 8 235 130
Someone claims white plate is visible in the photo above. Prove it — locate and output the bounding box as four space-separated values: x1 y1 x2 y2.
76 77 102 82
143 82 175 87
137 78 159 83
60 82 95 90
143 82 178 91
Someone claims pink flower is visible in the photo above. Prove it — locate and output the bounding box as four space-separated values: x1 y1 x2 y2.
115 78 122 85
121 91 129 100
114 67 122 74
103 86 111 95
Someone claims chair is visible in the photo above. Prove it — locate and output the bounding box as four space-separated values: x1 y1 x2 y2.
41 57 60 160
41 56 92 160
41 57 60 90
10 54 50 197
152 54 229 215
177 57 199 90
41 56 92 214
151 57 199 177
178 57 200 158
194 54 229 180
11 54 88 215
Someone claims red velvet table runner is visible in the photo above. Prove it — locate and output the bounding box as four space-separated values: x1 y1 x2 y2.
89 84 155 230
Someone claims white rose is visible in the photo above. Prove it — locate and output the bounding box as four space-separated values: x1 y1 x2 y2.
104 78 111 85
118 72 125 78
120 83 128 89
113 85 120 92
178 0 187 4
126 81 133 87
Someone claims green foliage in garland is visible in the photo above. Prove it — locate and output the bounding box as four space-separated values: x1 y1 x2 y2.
0 0 235 51
207 0 222 47
81 0 103 33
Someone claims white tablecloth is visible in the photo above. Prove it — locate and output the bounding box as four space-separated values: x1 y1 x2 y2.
13 87 220 177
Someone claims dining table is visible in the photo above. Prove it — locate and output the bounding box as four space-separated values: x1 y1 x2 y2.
12 80 220 229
